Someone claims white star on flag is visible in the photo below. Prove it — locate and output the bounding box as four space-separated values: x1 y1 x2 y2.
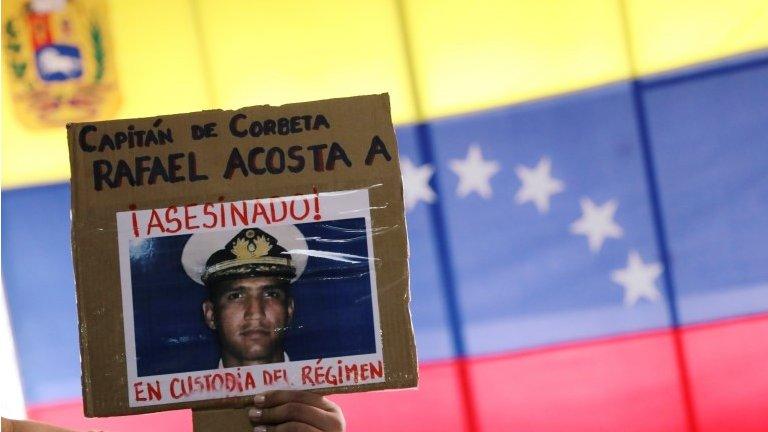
570 198 624 252
400 158 436 211
610 250 663 307
514 156 565 213
449 144 501 199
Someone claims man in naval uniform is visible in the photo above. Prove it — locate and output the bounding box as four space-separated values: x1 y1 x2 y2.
182 225 308 368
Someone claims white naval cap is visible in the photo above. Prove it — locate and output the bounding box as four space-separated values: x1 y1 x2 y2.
181 225 309 286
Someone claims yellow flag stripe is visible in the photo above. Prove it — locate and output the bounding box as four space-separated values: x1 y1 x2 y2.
2 0 767 189
625 0 768 77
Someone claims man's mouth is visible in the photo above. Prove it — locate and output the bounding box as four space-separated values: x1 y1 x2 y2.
239 328 271 338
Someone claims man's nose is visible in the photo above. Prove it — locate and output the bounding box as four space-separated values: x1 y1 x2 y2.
243 294 265 319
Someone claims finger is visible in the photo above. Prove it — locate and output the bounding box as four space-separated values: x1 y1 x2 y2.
252 402 338 430
255 391 338 412
9 419 78 432
255 422 322 432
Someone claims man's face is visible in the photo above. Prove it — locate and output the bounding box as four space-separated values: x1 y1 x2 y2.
202 276 294 366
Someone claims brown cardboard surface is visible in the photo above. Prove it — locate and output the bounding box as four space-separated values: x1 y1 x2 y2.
67 94 417 417
192 408 252 432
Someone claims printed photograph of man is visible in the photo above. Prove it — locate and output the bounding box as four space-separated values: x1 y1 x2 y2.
182 226 309 368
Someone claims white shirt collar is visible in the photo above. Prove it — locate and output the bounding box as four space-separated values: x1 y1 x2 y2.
217 352 290 369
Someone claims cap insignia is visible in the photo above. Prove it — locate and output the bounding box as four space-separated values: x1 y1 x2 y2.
231 235 272 260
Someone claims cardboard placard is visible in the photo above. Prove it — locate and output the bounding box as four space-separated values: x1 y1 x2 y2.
67 94 417 417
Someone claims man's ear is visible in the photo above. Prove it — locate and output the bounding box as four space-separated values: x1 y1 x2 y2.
286 297 295 326
202 299 216 331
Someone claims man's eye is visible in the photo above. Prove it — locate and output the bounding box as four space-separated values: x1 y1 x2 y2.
264 289 283 299
226 292 243 301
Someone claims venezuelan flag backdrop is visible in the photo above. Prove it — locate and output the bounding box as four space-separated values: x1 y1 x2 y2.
2 1 768 431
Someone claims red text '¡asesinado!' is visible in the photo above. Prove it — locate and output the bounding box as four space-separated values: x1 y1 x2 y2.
130 193 322 238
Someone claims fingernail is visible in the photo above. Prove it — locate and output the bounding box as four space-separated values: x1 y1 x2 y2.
253 426 266 432
254 394 265 405
248 408 262 419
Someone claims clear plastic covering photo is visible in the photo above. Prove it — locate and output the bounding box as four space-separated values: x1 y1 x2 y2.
116 189 384 407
